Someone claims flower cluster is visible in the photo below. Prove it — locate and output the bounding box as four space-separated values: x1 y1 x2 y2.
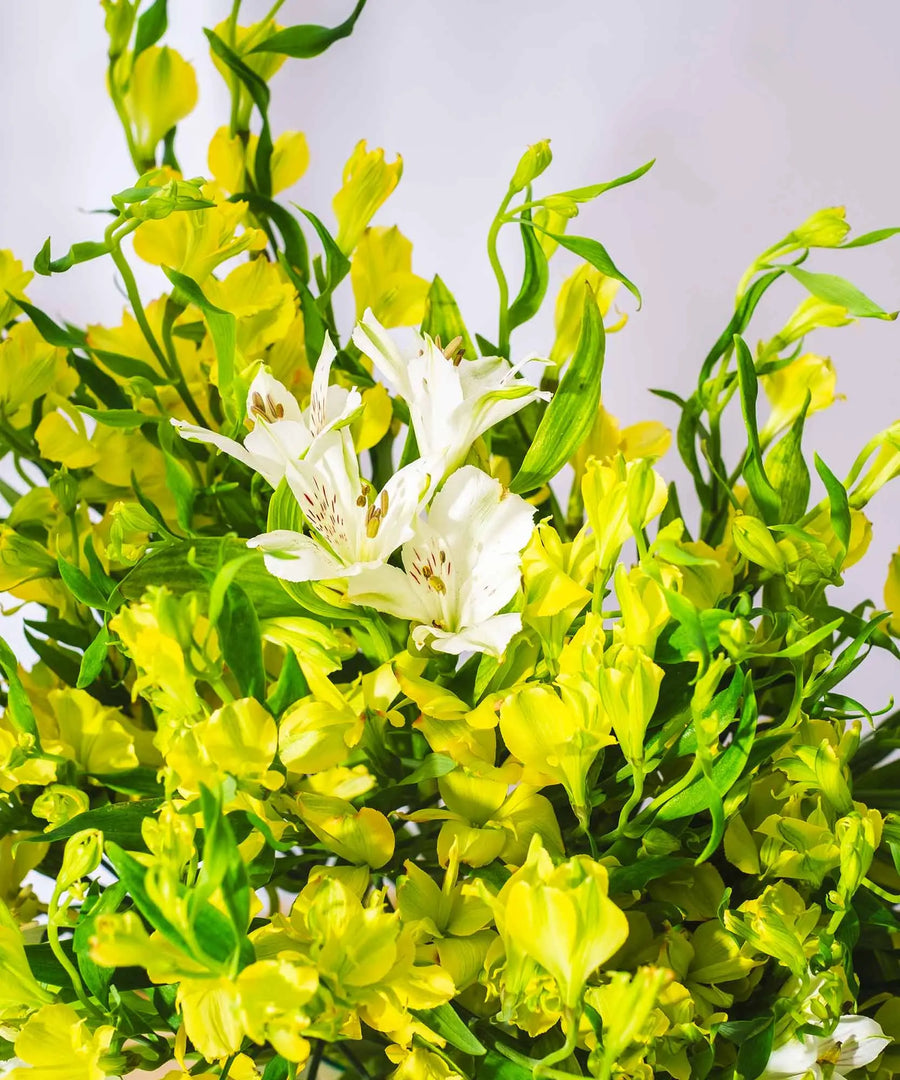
0 4 899 1080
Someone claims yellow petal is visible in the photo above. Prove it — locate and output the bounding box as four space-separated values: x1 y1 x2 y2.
271 130 310 194
333 141 402 254
124 46 198 162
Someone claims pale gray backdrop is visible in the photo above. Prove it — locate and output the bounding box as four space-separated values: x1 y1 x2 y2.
1 1 898 707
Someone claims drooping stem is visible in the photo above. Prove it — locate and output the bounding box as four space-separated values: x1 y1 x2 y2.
487 188 515 357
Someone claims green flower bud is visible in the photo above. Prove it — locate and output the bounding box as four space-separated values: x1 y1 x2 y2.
510 139 552 193
101 0 137 60
836 810 881 900
540 194 579 218
57 829 103 894
791 206 851 248
732 513 786 575
49 467 79 517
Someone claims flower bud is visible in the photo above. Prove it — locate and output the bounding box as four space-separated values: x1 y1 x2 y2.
122 47 199 165
792 206 850 248
49 467 79 517
836 810 881 900
510 139 552 192
848 421 900 508
57 829 103 894
732 514 786 575
101 0 137 60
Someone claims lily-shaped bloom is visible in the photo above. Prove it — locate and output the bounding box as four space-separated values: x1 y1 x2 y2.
352 309 549 477
761 1015 889 1080
172 334 361 486
348 465 535 657
248 428 429 581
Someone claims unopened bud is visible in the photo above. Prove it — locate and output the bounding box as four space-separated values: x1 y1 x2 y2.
732 514 785 575
792 206 850 248
57 829 103 893
49 467 79 516
510 140 552 192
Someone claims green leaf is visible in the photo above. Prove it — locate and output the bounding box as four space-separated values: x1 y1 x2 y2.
266 648 308 716
411 1004 487 1056
235 192 309 284
779 264 898 319
510 289 605 493
657 684 757 821
765 397 811 521
134 0 167 56
736 1016 775 1080
34 238 110 276
293 205 350 299
734 335 781 524
608 855 692 893
261 1058 291 1080
840 226 900 249
0 635 40 745
398 754 458 786
25 632 82 688
192 787 250 950
475 1051 532 1079
507 205 549 332
522 222 641 305
57 557 109 610
814 453 851 561
91 348 170 386
204 29 273 198
421 275 475 359
72 882 127 1006
25 798 164 849
218 584 266 701
10 295 84 348
76 406 158 428
251 0 368 58
162 266 238 421
556 158 655 203
77 624 113 689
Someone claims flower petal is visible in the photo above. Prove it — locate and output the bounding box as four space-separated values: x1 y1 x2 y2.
348 563 435 622
412 613 522 658
247 530 346 583
352 308 411 395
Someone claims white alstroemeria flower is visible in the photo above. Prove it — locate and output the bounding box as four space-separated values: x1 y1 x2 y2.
762 1015 890 1080
352 309 549 477
348 465 535 657
248 428 429 581
172 334 361 486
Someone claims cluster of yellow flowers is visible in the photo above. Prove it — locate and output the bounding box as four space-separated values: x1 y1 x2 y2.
1 3 899 1080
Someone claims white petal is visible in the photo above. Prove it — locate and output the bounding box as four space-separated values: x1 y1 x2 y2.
348 563 436 622
286 430 363 560
370 460 431 558
832 1015 891 1068
308 333 338 434
761 1034 819 1079
247 530 346 583
352 309 412 396
244 419 313 478
172 419 283 486
430 466 536 561
412 613 522 658
246 368 304 423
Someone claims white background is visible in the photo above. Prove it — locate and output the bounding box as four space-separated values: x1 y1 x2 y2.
1 1 898 707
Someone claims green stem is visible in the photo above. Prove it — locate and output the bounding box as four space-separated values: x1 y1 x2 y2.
47 892 97 1017
487 187 515 357
160 299 208 426
227 0 243 137
105 221 169 372
107 59 145 173
617 763 644 832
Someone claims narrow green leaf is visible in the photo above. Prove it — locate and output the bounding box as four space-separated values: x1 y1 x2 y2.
57 557 109 610
398 754 458 786
34 238 110 276
10 295 84 348
76 406 157 428
162 266 238 420
510 289 605 493
840 226 900 249
26 799 164 848
507 205 549 332
251 0 368 58
521 221 641 304
734 335 780 524
411 1004 487 1056
219 584 266 701
77 624 112 689
73 882 126 1007
235 192 310 284
814 453 851 559
293 205 350 298
765 396 811 522
134 0 167 56
421 275 475 359
0 636 41 745
779 264 898 319
556 158 655 203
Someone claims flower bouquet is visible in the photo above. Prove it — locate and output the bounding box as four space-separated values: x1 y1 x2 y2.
1 4 899 1079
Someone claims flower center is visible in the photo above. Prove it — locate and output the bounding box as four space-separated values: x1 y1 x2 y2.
301 475 349 550
409 546 451 594
433 334 466 366
250 392 285 423
364 489 390 538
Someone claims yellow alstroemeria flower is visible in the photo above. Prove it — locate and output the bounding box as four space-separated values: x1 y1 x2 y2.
0 898 53 1021
760 352 841 445
333 140 403 254
550 262 626 371
208 125 310 196
204 257 297 362
0 249 34 327
209 18 287 131
0 322 76 427
494 835 629 1010
236 957 318 1063
121 46 198 165
48 688 139 775
350 225 429 327
582 453 668 575
884 546 900 635
133 190 267 284
595 643 664 768
9 1002 116 1080
296 791 395 868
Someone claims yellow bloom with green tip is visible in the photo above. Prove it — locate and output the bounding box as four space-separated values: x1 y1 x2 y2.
885 546 900 635
351 226 429 327
296 791 395 868
210 19 287 131
596 643 664 767
9 1002 116 1080
122 46 198 164
0 249 34 327
333 140 403 254
551 263 625 370
495 835 629 1009
0 322 76 427
760 352 840 444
